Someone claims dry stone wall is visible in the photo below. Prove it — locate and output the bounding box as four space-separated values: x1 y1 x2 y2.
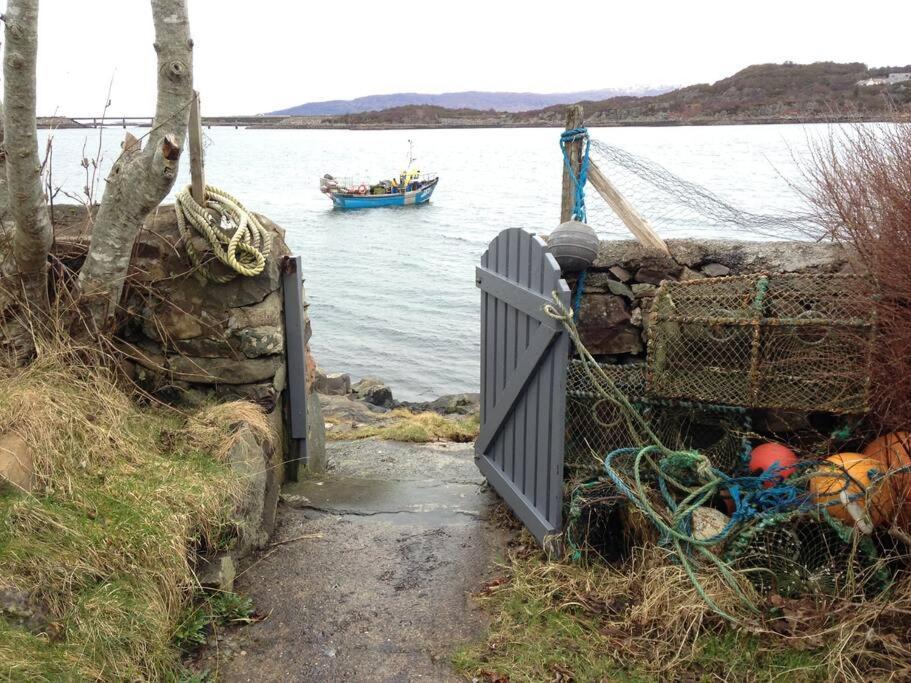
51 205 326 546
570 238 854 363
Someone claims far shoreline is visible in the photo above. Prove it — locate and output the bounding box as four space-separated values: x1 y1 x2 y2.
37 114 909 131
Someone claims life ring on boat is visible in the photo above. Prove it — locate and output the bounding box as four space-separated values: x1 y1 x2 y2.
357 184 367 195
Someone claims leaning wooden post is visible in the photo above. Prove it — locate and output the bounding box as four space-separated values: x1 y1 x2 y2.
188 90 206 204
560 104 584 223
587 160 671 255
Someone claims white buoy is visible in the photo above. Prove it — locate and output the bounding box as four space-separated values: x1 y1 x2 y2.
548 220 599 272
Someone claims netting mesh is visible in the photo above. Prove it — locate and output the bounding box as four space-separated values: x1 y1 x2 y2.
647 274 877 413
585 139 816 240
725 512 890 597
565 360 748 479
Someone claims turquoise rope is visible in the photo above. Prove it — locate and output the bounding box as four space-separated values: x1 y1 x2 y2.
560 127 591 222
572 270 587 322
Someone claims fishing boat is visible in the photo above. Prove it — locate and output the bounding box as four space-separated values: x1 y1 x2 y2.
320 172 438 209
320 140 438 209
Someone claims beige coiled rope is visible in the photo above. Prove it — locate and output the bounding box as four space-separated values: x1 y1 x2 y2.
175 184 271 283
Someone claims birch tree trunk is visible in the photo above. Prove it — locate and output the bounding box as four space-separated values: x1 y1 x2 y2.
2 0 52 295
78 0 193 328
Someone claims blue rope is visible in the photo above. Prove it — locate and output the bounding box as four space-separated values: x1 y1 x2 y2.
572 270 587 322
560 127 591 223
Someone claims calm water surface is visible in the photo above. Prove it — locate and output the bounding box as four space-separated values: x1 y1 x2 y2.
41 124 831 400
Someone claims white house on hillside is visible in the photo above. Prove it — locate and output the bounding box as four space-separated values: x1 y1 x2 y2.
857 72 911 86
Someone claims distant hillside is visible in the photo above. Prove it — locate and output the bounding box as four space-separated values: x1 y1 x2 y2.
268 87 674 116
252 62 911 130
511 62 911 125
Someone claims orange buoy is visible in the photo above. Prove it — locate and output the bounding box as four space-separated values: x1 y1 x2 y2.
749 442 798 488
809 452 896 528
863 432 911 526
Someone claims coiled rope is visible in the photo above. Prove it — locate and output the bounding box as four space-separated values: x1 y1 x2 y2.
175 185 271 283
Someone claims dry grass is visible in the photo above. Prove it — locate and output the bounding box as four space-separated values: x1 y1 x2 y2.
328 408 480 443
455 535 911 682
0 352 261 680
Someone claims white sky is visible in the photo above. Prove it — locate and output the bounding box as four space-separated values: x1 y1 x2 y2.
24 0 911 116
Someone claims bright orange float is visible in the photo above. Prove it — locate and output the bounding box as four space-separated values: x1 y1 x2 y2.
809 452 896 528
862 432 911 526
749 442 799 487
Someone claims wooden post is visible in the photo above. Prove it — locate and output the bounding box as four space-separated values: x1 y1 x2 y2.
587 160 670 254
188 90 206 204
560 104 584 223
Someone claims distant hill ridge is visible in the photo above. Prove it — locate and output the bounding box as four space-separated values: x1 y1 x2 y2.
268 86 675 116
312 62 911 127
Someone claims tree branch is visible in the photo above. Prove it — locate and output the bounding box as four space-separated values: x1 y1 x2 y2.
78 0 193 327
2 0 51 293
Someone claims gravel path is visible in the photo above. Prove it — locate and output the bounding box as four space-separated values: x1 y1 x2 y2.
198 439 508 682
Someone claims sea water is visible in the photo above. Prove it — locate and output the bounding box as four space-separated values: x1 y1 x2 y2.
40 123 837 400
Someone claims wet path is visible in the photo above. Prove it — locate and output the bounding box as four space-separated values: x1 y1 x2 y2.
202 439 508 682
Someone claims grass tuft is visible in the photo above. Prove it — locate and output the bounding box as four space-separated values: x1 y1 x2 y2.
0 353 264 680
455 536 911 682
328 408 479 443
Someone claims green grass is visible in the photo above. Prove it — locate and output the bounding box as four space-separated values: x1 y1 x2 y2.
328 409 480 443
0 356 261 681
453 545 830 683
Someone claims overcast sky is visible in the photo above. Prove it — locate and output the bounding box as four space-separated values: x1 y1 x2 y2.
27 0 911 116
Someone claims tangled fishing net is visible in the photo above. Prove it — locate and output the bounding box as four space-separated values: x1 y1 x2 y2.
584 139 817 240
551 294 905 620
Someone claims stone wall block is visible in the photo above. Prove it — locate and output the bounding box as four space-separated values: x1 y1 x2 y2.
237 326 284 358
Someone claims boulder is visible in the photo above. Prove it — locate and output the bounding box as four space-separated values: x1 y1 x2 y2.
606 279 635 299
578 295 642 355
319 393 388 428
635 266 678 286
579 294 630 329
680 266 706 281
631 283 657 298
402 393 481 416
227 291 283 331
314 371 352 396
226 426 275 553
701 262 731 277
236 326 284 358
197 554 237 592
581 323 644 355
352 377 394 408
609 265 632 282
303 393 327 475
0 587 49 634
0 433 34 493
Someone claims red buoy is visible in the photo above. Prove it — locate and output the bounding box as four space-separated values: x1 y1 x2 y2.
749 442 798 488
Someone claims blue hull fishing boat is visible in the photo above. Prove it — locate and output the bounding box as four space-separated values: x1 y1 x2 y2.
320 140 438 209
321 174 438 209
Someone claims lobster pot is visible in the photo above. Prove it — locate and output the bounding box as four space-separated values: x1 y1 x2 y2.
646 274 876 414
564 361 647 476
725 512 890 598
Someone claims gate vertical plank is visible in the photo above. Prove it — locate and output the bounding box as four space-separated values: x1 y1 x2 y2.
525 235 544 501
483 240 498 465
496 233 510 471
480 249 489 427
504 230 519 479
514 232 530 493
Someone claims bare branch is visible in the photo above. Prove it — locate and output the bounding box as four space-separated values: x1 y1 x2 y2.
78 0 193 327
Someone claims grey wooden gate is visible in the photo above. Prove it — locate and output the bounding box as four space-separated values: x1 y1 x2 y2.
475 228 571 545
